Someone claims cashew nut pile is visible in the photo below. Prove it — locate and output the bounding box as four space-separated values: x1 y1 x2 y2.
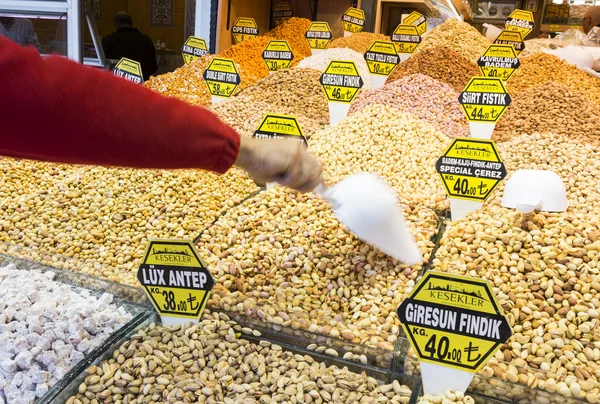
350 73 469 138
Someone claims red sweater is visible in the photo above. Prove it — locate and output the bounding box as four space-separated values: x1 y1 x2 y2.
0 36 240 173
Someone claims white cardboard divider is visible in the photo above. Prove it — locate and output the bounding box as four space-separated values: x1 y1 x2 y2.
421 362 476 396
161 316 193 326
343 31 352 37
211 96 227 104
469 122 495 139
310 48 325 56
398 54 411 62
328 102 351 126
369 74 388 89
449 198 483 221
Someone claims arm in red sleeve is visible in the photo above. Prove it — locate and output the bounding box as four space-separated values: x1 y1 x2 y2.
0 36 240 173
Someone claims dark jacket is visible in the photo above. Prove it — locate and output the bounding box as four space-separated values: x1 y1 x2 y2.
102 27 157 80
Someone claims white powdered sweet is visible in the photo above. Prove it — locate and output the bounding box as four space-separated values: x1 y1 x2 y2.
0 264 132 404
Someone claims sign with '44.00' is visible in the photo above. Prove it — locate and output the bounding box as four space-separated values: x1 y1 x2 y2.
459 77 511 123
397 272 512 394
435 137 507 202
137 239 214 324
319 60 364 103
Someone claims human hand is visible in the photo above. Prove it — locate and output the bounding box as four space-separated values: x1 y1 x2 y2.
234 137 323 192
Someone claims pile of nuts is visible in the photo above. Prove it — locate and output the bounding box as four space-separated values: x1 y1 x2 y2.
0 265 132 403
310 104 450 211
196 187 439 351
237 68 330 125
509 53 600 105
350 73 469 138
418 391 475 404
297 47 373 90
67 312 414 404
432 204 600 403
387 46 481 92
416 19 490 62
327 32 390 54
0 160 258 286
210 96 324 139
493 82 600 146
264 17 312 60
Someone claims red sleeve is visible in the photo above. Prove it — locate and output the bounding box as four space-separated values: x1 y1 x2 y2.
0 37 240 173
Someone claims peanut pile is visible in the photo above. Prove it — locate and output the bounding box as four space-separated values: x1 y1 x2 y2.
509 53 600 105
386 46 480 92
67 312 414 404
310 104 449 212
196 187 439 352
327 32 391 54
350 74 469 138
415 19 490 62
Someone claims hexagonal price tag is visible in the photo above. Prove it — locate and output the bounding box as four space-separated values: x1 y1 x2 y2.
364 40 400 76
252 113 308 147
202 58 241 100
232 17 259 44
137 239 214 325
181 36 209 64
435 137 507 202
459 77 511 123
493 30 525 56
113 58 143 84
505 9 535 38
319 60 364 103
398 271 512 395
402 11 427 35
305 21 333 50
272 1 293 27
342 7 365 34
262 40 294 72
477 44 520 82
391 24 421 54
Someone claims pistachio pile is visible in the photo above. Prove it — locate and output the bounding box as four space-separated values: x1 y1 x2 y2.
66 312 414 404
387 46 480 92
350 74 469 138
196 187 439 351
0 160 258 286
432 204 600 402
310 104 449 212
417 391 475 404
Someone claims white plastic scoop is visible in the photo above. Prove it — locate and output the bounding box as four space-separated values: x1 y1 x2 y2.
314 173 422 266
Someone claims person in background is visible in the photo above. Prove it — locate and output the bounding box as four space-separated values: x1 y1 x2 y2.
583 6 600 34
0 36 322 192
102 12 157 80
0 17 41 52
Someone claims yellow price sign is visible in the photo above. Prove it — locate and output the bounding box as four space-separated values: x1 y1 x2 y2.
202 58 241 98
459 77 511 123
403 11 427 35
305 21 333 50
272 1 293 27
137 239 214 321
319 60 364 103
342 7 365 33
493 30 525 55
364 40 399 76
181 36 209 64
262 40 294 72
398 271 512 372
477 44 520 81
391 25 421 54
232 17 259 44
435 137 507 202
252 113 308 147
505 9 535 38
113 58 143 84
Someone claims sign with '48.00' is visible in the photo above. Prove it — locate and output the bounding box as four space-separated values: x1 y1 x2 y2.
137 239 214 323
435 137 507 202
397 271 512 373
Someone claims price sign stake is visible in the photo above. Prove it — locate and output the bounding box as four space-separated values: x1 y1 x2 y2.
319 60 364 125
272 1 293 27
113 58 143 84
398 272 512 395
305 22 333 54
342 7 365 36
262 40 295 72
181 36 209 64
252 113 308 146
402 11 427 35
391 25 421 61
504 9 535 38
232 17 259 44
364 40 400 88
477 44 520 82
202 58 241 104
137 239 215 325
494 30 525 56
